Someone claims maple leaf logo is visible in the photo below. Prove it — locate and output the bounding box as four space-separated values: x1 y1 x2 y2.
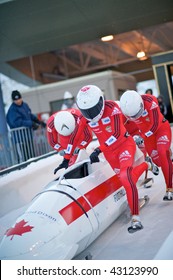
81 86 90 92
5 219 34 240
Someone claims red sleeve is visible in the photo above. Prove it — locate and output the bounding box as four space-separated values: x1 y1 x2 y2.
99 101 126 152
149 108 160 134
77 126 93 149
142 95 160 136
46 114 62 152
64 116 89 160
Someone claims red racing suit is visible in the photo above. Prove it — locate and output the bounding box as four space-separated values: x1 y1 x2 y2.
128 94 172 190
46 108 93 163
65 101 149 216
122 114 147 157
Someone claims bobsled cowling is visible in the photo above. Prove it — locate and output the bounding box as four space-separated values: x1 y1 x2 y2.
0 148 144 259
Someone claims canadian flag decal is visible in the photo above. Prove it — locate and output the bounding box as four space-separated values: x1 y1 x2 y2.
5 219 34 240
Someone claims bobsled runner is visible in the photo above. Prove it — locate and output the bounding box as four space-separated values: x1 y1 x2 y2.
0 147 150 260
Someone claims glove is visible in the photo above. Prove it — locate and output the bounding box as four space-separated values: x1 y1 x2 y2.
89 148 101 164
54 158 69 174
40 121 46 128
32 122 39 130
133 135 144 146
34 118 46 128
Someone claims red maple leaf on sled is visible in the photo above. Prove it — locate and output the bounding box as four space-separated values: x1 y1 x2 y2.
5 219 34 240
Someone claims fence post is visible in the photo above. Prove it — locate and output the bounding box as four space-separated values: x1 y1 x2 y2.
0 83 12 167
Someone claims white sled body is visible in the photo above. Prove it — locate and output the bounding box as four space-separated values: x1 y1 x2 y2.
0 148 144 260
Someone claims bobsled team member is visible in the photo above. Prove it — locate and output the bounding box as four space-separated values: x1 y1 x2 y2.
64 85 159 233
46 108 93 174
120 90 173 201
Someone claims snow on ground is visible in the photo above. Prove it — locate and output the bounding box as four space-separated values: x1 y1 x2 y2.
0 135 173 260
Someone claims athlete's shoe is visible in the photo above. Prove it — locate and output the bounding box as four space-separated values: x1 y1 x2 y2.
145 156 159 176
128 216 143 233
163 189 173 201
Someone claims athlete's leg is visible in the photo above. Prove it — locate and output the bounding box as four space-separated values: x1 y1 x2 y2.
156 123 172 190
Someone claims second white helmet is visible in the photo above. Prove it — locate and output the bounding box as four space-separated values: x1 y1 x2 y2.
54 111 76 136
120 90 144 119
76 85 104 122
63 91 73 99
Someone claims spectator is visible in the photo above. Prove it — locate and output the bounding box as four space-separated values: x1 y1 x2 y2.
61 91 77 110
6 90 46 162
145 88 153 95
157 95 167 117
145 89 167 117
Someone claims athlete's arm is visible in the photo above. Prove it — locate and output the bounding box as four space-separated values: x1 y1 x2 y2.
46 118 62 152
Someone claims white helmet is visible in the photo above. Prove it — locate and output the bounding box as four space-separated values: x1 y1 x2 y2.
63 91 73 99
120 90 144 119
54 111 75 136
76 85 104 122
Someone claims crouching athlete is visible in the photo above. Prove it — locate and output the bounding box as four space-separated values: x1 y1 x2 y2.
46 108 93 174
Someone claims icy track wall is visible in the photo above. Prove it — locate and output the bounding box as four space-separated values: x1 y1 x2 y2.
0 154 61 217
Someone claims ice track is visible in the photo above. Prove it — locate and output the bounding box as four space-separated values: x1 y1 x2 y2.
0 138 173 260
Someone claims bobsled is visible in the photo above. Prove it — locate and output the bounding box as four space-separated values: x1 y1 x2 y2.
0 148 148 260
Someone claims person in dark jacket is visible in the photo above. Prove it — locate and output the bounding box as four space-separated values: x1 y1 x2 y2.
145 88 153 95
6 90 46 162
157 95 167 117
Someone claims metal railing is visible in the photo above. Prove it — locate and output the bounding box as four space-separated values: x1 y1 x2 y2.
0 126 53 171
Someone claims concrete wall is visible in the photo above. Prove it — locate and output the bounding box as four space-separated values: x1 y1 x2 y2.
22 70 136 114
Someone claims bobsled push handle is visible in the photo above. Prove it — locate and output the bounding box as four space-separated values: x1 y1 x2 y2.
57 157 105 184
57 158 91 184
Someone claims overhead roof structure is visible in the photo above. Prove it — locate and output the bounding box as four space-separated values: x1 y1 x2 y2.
1 0 173 85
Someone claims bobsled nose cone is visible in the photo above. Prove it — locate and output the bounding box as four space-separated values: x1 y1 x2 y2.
0 215 77 260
